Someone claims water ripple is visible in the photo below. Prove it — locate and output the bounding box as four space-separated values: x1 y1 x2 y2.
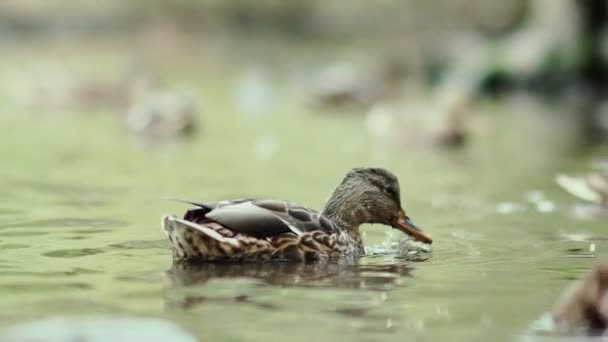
0 218 129 229
0 243 29 250
43 248 105 258
0 231 50 237
11 180 127 196
53 199 111 208
0 282 93 291
0 208 21 216
0 268 101 277
108 239 169 250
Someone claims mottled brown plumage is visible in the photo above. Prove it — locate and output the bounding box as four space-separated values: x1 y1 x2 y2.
161 168 432 263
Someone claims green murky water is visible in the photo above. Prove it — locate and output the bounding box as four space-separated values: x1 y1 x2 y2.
0 45 606 342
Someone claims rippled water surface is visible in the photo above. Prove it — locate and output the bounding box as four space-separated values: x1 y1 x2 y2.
0 49 606 342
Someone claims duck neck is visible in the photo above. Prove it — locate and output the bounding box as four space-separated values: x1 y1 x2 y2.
322 185 369 234
323 209 361 234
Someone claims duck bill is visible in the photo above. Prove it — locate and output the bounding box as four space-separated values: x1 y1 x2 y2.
395 210 433 244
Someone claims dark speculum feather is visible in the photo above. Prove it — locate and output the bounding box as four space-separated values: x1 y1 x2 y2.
288 209 312 222
183 208 212 224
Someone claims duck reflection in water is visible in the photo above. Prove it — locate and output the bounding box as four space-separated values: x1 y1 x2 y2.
164 257 425 311
168 258 420 289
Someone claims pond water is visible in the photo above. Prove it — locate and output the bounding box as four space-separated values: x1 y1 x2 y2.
0 45 606 342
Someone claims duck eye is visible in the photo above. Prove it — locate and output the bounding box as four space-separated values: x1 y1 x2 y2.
383 187 396 197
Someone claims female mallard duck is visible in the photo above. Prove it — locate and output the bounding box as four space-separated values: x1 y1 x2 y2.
161 168 432 262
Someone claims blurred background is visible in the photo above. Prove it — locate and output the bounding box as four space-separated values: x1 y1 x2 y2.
1 1 608 341
1 0 608 144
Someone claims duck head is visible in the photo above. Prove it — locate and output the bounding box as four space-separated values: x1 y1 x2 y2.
323 168 432 244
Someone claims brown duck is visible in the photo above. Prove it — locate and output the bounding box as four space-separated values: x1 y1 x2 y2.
551 260 608 336
161 168 432 262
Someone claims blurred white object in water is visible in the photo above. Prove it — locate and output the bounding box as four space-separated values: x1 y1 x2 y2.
556 174 605 204
1 317 197 342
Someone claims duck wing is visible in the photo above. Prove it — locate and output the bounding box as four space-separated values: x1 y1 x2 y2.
170 198 339 239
